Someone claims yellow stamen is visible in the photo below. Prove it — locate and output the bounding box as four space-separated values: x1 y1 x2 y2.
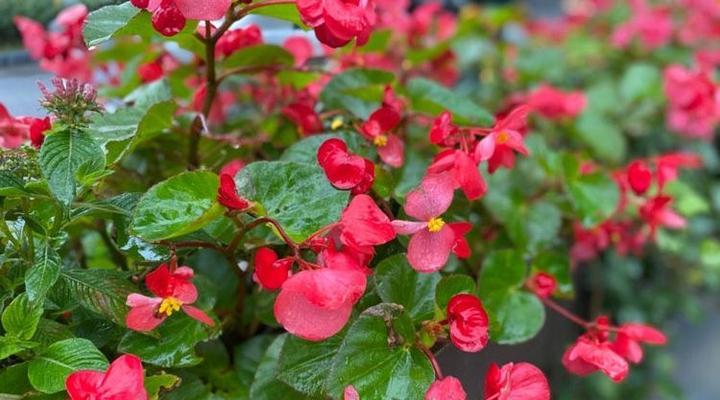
330 116 344 130
374 135 389 147
496 131 510 144
158 297 183 317
427 217 445 233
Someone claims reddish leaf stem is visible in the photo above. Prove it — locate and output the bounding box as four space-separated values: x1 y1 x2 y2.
420 346 444 380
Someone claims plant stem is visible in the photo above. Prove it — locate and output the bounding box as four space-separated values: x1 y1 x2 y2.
540 297 590 329
420 346 444 380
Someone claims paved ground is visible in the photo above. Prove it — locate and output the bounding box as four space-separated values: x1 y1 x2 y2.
1 62 718 399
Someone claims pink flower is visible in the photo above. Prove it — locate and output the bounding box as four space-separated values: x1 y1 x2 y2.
527 84 586 119
475 106 530 174
425 376 467 400
429 111 459 147
253 247 292 290
562 333 629 383
449 222 472 259
639 195 686 238
527 272 557 299
610 323 667 364
318 138 375 194
392 174 457 272
484 362 550 400
339 194 396 249
284 36 315 66
446 294 489 352
125 264 214 332
296 0 377 48
217 25 263 57
217 173 250 211
611 0 673 50
344 385 361 400
626 160 652 196
132 0 231 37
663 65 719 139
274 255 367 341
360 87 405 167
654 152 702 190
66 354 147 400
282 102 324 136
428 149 487 200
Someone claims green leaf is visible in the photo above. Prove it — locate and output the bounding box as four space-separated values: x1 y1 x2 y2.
0 362 32 395
281 132 377 164
575 113 626 164
533 251 573 297
249 335 306 400
320 69 395 119
506 201 561 252
484 291 545 344
406 78 493 125
54 269 135 325
145 373 181 400
235 335 277 388
223 45 294 70
40 130 105 205
28 338 108 394
83 2 142 47
0 336 38 362
435 275 476 310
277 333 345 397
236 161 350 242
374 254 440 322
250 4 306 27
131 171 224 241
327 307 435 399
478 250 526 296
118 314 218 368
25 245 61 302
620 63 662 102
566 172 620 227
2 294 43 340
0 172 28 196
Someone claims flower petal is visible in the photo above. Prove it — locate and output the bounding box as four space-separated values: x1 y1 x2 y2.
182 305 215 326
407 225 455 273
404 173 455 221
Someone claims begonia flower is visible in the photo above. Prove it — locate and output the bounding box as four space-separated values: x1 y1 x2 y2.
217 25 263 57
428 149 487 200
527 84 586 119
317 138 375 194
338 194 396 249
475 105 530 173
639 195 686 237
253 247 292 290
484 362 550 400
66 354 147 400
126 264 214 332
626 160 652 196
446 294 489 352
610 323 667 364
131 0 231 36
282 102 323 136
344 385 360 400
425 376 467 400
429 111 459 147
360 87 405 167
217 173 250 211
527 272 557 299
296 0 377 48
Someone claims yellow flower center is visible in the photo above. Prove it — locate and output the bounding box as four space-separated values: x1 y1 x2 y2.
496 130 510 144
427 217 445 233
373 135 389 147
330 116 344 130
158 297 183 317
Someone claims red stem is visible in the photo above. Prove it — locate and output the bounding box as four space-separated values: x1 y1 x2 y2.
420 346 443 380
540 297 591 329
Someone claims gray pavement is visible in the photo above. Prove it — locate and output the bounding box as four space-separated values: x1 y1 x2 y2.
0 64 52 117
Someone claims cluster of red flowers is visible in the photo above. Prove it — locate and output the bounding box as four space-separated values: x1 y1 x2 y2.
130 0 230 36
14 5 91 81
571 153 701 265
0 103 51 149
66 354 147 400
663 61 720 140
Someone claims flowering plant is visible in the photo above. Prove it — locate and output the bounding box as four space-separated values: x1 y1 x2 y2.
0 0 717 398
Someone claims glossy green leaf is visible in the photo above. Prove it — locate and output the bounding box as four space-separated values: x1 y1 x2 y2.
478 250 527 296
223 45 294 70
40 130 105 205
249 335 306 400
506 201 562 252
0 336 38 362
118 314 218 368
566 172 620 227
374 254 440 322
0 362 32 395
2 294 43 340
235 161 349 242
53 269 135 325
131 171 224 241
484 291 545 344
145 373 181 400
277 333 345 397
0 172 27 196
25 245 61 302
575 113 626 164
435 275 476 310
235 334 277 388
250 4 306 27
84 3 141 46
327 306 435 399
620 63 662 102
533 251 574 297
28 338 108 394
320 69 395 119
406 77 493 125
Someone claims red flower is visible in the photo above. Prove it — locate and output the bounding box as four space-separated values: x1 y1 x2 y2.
474 105 530 173
429 111 459 147
562 332 629 382
282 102 324 136
274 256 367 340
527 272 556 299
284 36 315 66
428 149 487 200
484 362 550 400
639 195 686 237
219 159 245 178
663 65 719 139
296 0 377 48
137 61 164 83
449 222 472 259
360 87 405 167
446 294 489 352
654 152 702 190
217 173 250 211
392 174 457 272
125 264 214 332
216 25 263 57
317 138 375 194
339 194 396 249
66 354 147 400
610 323 667 364
29 117 51 149
132 0 231 36
253 248 292 291
425 376 467 400
611 0 673 50
527 84 586 119
344 385 360 400
626 160 652 195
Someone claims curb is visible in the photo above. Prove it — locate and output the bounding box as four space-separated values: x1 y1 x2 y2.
0 50 33 68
